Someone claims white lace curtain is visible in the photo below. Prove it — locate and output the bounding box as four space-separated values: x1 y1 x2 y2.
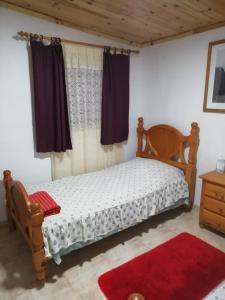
51 44 123 179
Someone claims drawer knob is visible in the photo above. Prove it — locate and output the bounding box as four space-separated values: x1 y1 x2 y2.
215 192 224 200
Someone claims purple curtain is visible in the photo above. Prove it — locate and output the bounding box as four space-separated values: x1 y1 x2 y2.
30 39 72 152
101 49 130 145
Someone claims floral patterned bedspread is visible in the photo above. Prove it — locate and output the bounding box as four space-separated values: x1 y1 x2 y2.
26 158 189 263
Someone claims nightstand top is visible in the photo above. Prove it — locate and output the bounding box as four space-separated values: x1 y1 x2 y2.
199 171 225 186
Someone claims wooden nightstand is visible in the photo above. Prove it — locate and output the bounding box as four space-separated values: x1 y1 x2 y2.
199 171 225 234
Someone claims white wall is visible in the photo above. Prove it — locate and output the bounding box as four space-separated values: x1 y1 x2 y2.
0 7 142 221
139 28 225 205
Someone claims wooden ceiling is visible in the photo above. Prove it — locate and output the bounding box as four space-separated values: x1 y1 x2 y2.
2 0 225 46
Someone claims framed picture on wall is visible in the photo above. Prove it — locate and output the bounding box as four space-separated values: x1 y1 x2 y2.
204 39 225 113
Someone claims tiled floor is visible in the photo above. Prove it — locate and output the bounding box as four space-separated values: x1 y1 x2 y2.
0 206 225 300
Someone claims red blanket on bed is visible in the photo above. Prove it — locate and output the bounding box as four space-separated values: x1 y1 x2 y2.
29 191 61 217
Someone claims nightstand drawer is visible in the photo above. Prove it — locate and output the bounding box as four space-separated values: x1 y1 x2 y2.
203 196 225 217
201 209 225 232
204 183 225 202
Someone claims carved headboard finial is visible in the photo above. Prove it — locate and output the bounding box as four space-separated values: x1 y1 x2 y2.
182 121 199 210
188 122 199 166
3 170 12 180
138 117 144 129
191 122 199 134
3 170 12 189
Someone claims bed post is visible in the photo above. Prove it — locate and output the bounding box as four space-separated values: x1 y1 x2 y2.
3 170 16 231
136 117 144 156
185 122 199 210
30 202 46 283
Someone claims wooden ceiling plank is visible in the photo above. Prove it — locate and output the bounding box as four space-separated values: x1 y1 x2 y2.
2 0 225 46
144 17 225 46
180 0 225 19
91 0 225 41
177 0 225 22
0 0 201 43
143 0 215 26
94 0 203 26
77 0 189 34
64 0 181 38
0 0 142 46
3 0 152 42
5 0 146 43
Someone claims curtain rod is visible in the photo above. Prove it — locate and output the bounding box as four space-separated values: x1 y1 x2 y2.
17 31 140 54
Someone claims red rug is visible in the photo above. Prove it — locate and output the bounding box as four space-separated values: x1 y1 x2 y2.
98 232 225 300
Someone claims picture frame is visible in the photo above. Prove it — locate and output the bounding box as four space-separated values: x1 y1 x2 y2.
203 39 225 113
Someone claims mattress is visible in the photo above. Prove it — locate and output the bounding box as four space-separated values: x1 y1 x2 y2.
26 157 189 263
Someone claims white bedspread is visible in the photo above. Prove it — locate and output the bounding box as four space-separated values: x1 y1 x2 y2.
26 158 188 263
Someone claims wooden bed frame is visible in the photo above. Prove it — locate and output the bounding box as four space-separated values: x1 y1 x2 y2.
3 118 199 283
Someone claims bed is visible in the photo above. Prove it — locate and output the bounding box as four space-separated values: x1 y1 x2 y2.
3 117 199 283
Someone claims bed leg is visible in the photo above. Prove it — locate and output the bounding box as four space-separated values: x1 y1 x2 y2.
185 123 199 209
199 222 205 229
32 248 46 283
30 202 46 283
184 204 192 212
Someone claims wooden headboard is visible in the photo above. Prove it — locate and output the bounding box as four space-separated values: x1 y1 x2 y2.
136 117 199 209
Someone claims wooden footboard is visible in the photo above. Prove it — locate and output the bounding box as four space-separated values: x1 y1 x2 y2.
3 170 46 283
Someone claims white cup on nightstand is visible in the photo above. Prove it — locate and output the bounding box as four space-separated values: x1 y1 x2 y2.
216 158 225 173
